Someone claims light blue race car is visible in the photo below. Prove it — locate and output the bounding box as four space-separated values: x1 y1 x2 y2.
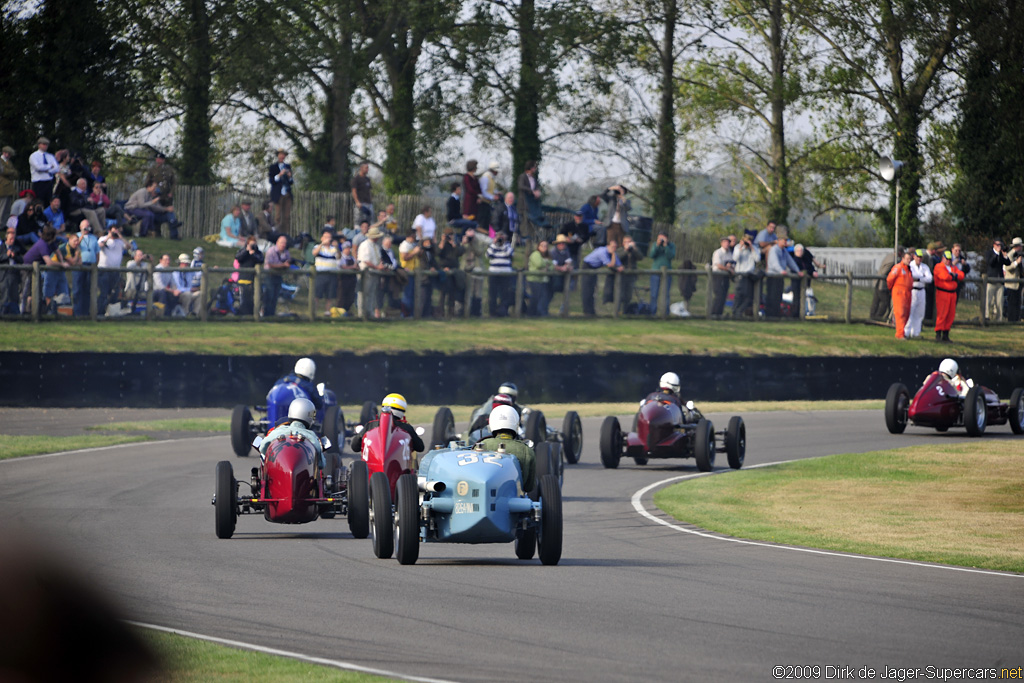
368 439 563 566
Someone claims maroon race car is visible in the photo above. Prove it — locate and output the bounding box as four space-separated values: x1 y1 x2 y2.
213 433 369 539
885 372 1024 437
599 397 745 471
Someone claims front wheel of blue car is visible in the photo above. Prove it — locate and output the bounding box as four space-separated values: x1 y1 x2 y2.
515 529 537 560
537 474 562 566
395 473 420 565
370 472 394 559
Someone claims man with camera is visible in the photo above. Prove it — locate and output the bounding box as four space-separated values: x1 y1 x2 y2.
986 238 1012 321
731 230 760 317
97 226 127 316
1004 237 1023 322
710 236 736 318
271 149 295 233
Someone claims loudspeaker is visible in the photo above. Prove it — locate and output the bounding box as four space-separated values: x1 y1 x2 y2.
880 156 904 181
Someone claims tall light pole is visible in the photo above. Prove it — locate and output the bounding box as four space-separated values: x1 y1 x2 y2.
880 156 905 260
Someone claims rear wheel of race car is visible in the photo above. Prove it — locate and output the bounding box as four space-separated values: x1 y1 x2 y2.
369 472 394 559
230 405 253 457
535 442 563 488
599 416 622 469
323 405 342 454
884 383 910 434
561 411 583 464
360 400 378 426
725 416 746 470
395 473 420 565
432 407 456 448
515 529 537 560
1009 388 1024 435
964 385 988 437
525 410 547 446
215 461 237 539
694 419 716 472
347 460 369 539
537 474 562 566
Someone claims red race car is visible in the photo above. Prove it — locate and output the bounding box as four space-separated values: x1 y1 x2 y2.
213 433 369 539
352 407 425 559
885 372 1024 436
599 397 745 471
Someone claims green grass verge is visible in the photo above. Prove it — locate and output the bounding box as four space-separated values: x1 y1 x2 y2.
0 434 150 460
88 418 229 432
654 442 1024 573
142 629 389 682
2 318 1022 357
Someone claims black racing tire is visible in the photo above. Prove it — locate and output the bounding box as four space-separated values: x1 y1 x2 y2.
370 472 394 558
395 473 420 565
432 406 456 448
694 419 716 472
323 404 342 454
515 529 537 560
347 460 369 539
1009 388 1024 435
599 416 622 469
935 425 949 433
964 385 987 437
537 474 562 566
725 416 746 470
524 410 547 446
230 405 253 457
360 400 378 426
561 411 583 464
884 383 910 434
215 461 237 539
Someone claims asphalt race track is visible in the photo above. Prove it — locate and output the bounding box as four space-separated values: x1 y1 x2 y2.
1 410 1022 682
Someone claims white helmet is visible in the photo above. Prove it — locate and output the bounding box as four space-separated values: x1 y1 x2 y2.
294 357 316 382
287 398 317 427
939 358 958 379
488 405 520 435
497 382 518 400
659 372 680 394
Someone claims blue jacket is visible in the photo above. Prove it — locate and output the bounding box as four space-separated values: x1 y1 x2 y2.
579 203 600 230
79 234 99 264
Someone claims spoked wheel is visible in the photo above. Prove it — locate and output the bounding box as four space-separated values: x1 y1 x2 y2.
360 400 378 427
1009 388 1024 435
347 459 369 538
432 406 456 448
369 472 394 559
884 383 910 434
725 416 746 469
694 419 716 472
230 405 253 457
525 410 547 446
394 473 420 565
964 385 988 437
599 416 622 469
537 474 562 566
214 461 237 539
323 405 343 454
561 411 583 464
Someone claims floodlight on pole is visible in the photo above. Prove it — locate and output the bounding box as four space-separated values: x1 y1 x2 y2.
880 155 904 260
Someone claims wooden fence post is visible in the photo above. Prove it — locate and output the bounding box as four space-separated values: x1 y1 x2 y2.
89 263 99 320
199 264 209 322
659 268 668 319
513 273 524 318
31 263 40 322
560 270 571 318
253 265 262 322
845 273 853 324
612 272 621 318
146 262 155 321
307 269 316 321
704 266 713 318
980 273 988 326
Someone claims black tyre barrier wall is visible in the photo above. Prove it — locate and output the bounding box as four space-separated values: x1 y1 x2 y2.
1 352 1021 408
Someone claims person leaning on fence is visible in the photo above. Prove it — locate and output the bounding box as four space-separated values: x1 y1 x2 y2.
581 240 623 316
550 234 573 305
123 249 150 313
905 249 933 338
526 239 554 317
886 249 914 340
460 227 491 317
986 238 1012 321
614 235 643 313
171 253 200 316
436 226 465 317
710 236 735 318
96 226 126 316
262 235 292 317
731 230 760 318
1004 237 1023 322
233 236 263 316
312 229 341 316
765 237 803 318
357 227 385 319
647 230 676 314
933 250 965 342
486 230 515 317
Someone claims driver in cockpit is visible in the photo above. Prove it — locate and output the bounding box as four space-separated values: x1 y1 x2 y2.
938 358 973 398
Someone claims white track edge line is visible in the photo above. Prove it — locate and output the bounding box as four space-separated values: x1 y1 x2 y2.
0 435 224 463
130 621 459 683
631 459 1024 579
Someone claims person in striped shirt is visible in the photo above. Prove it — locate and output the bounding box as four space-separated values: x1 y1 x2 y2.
486 231 514 317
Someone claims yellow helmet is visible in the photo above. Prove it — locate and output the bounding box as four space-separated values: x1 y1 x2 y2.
382 393 407 418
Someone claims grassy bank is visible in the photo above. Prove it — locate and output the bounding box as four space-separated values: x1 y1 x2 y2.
143 629 388 682
2 318 1022 357
654 441 1024 573
0 434 150 460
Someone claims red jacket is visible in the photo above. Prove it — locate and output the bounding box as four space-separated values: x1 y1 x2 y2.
933 261 964 293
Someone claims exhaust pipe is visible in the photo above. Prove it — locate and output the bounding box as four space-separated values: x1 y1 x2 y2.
417 477 446 493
